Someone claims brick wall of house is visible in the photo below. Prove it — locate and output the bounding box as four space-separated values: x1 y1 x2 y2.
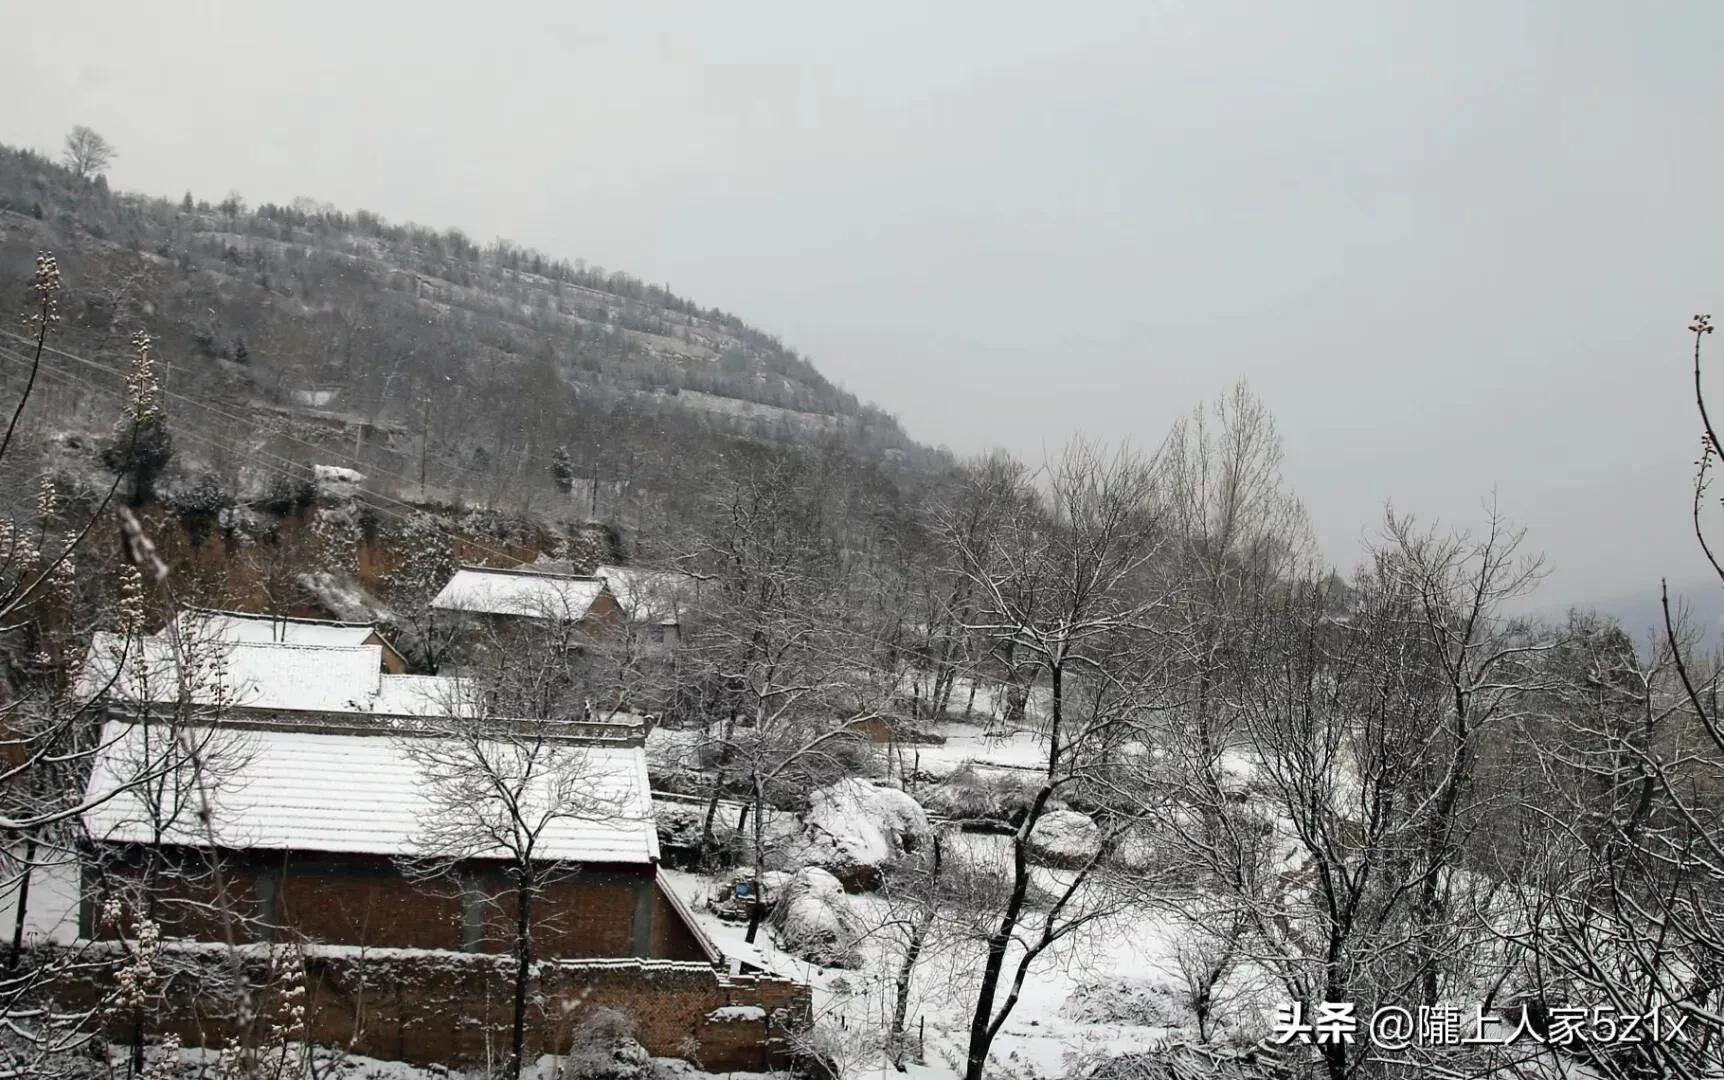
280 863 463 950
49 946 811 1072
91 847 708 961
649 880 712 961
477 872 640 957
84 852 268 942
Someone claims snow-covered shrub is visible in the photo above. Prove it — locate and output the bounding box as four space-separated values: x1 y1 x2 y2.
794 779 930 889
769 867 864 967
917 763 1043 823
560 1006 652 1079
311 464 365 490
655 804 711 856
160 468 233 545
785 1015 884 1080
102 331 174 504
244 465 315 514
158 468 231 517
1061 974 1186 1028
217 503 272 542
1026 809 1102 868
1076 1043 1273 1080
296 570 389 622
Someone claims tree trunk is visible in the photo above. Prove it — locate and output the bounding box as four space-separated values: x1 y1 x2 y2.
7 834 35 970
1414 695 1471 1008
744 776 767 944
962 786 1050 1080
965 661 1061 1080
891 836 941 1070
511 876 533 1080
698 713 740 862
697 780 726 860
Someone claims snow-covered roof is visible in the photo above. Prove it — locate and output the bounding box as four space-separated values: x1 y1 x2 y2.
594 565 695 625
431 566 608 620
163 608 394 654
80 632 474 717
373 674 472 716
82 721 659 864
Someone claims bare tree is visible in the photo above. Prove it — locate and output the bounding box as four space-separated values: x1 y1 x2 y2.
1143 512 1548 1080
946 440 1178 1080
397 695 631 1080
669 453 901 939
80 603 255 1076
1162 380 1313 764
60 126 115 180
898 453 1032 736
1379 507 1550 1012
668 453 840 856
1488 314 1724 1079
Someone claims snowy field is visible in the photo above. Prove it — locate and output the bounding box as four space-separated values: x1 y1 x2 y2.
659 865 1236 1080
908 722 1047 779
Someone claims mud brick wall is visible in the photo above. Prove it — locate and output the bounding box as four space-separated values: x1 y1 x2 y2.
47 945 810 1073
88 849 710 961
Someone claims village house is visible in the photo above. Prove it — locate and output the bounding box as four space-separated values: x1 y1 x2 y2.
431 564 625 635
78 719 711 960
79 630 473 719
594 564 699 653
159 607 410 673
56 623 811 1070
430 562 699 660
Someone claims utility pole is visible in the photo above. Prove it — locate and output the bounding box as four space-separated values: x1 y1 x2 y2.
419 394 431 500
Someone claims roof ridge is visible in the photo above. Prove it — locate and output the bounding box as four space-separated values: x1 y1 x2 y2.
214 639 384 654
454 564 604 582
179 606 377 628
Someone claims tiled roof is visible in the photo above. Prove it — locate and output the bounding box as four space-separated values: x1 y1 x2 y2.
430 566 607 620
83 721 659 864
80 633 473 717
164 609 381 650
594 566 695 625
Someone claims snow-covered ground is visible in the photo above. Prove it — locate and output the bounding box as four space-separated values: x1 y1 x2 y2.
897 677 1056 780
0 847 81 946
661 864 1235 1080
637 680 1280 1078
910 721 1048 779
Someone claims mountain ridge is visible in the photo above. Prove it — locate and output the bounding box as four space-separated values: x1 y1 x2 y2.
0 139 942 522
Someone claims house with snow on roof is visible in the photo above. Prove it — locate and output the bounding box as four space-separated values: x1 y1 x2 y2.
160 607 409 673
79 629 475 723
431 564 623 625
68 709 811 1070
43 617 811 1070
594 564 700 653
429 564 630 666
79 719 713 959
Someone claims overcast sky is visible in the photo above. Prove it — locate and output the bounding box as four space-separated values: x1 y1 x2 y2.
8 1 1724 620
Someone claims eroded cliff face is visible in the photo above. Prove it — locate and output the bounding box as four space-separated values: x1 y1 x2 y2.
42 475 618 647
